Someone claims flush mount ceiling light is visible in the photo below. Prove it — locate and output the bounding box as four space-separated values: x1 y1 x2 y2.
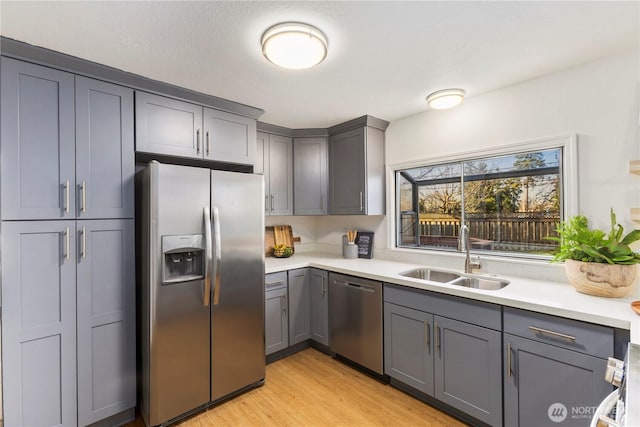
261 22 328 70
426 88 466 110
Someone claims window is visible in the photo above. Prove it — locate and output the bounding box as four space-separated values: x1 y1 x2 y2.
395 139 574 258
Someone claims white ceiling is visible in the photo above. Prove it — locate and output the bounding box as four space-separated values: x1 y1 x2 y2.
1 1 638 128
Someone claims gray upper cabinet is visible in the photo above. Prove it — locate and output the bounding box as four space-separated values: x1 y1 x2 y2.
258 131 293 216
288 268 310 345
135 91 202 159
136 91 256 165
76 77 134 219
203 108 256 165
294 137 328 215
77 219 136 425
1 57 76 220
328 117 387 215
309 268 329 346
1 221 78 427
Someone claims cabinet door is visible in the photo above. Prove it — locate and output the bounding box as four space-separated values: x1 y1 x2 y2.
1 57 76 220
434 316 502 426
1 221 77 427
76 77 134 219
135 91 203 158
309 268 329 346
203 108 256 165
265 285 288 355
77 220 135 425
288 268 310 345
384 302 434 395
266 134 294 215
504 334 611 427
328 127 366 214
294 137 328 215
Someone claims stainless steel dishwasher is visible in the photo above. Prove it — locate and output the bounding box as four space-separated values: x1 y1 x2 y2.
328 272 383 375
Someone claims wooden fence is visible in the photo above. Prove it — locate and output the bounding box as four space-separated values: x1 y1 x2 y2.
401 212 559 251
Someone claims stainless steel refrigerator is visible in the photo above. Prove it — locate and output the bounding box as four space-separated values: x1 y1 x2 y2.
137 161 265 426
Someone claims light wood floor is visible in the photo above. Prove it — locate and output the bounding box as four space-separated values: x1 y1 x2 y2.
127 348 466 426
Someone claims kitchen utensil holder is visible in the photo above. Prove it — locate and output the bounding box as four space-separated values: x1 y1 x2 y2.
344 242 358 259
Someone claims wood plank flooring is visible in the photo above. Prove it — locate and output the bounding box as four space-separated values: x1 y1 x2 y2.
126 348 465 427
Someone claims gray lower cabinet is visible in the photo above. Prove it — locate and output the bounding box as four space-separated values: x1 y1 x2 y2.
288 268 310 345
265 273 288 355
309 268 329 346
384 283 502 426
503 307 613 427
75 77 135 219
77 219 136 425
1 219 136 427
1 57 76 220
328 118 387 215
258 132 294 216
293 137 328 215
136 91 256 165
434 315 502 426
2 221 78 427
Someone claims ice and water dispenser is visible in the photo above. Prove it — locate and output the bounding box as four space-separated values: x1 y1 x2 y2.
161 234 206 284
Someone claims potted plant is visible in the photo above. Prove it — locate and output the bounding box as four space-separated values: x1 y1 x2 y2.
548 209 640 297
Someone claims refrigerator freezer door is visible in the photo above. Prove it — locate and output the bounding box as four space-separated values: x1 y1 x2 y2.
210 170 265 401
144 162 211 426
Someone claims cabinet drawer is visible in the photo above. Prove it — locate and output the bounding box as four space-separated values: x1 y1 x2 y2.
384 283 501 331
265 271 287 287
503 307 613 358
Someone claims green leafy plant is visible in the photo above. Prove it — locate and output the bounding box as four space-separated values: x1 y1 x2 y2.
547 209 640 264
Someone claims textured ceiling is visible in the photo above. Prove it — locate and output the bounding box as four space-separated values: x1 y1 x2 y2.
1 1 638 128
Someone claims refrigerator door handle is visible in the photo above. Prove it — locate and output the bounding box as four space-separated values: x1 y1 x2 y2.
203 207 212 306
212 206 222 305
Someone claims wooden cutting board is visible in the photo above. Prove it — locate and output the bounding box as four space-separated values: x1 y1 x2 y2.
265 225 300 256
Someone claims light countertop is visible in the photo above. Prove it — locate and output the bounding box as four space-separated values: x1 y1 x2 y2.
265 253 640 344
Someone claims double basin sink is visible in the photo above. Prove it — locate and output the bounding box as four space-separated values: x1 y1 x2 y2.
400 268 509 290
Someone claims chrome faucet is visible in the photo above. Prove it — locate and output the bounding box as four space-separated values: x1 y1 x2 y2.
458 224 481 274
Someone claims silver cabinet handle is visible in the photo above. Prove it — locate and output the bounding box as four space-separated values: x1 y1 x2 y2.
321 276 326 297
270 194 274 213
265 195 269 213
528 326 576 342
64 180 70 214
203 207 212 306
196 129 201 155
507 342 512 378
282 295 287 316
212 206 222 305
80 181 86 214
206 131 210 156
425 321 431 350
81 226 86 259
359 191 364 213
64 226 70 260
435 321 441 353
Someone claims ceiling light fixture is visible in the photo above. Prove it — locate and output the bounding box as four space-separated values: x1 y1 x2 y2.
426 88 466 110
261 22 328 70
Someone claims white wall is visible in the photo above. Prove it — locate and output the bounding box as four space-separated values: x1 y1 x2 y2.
305 50 640 288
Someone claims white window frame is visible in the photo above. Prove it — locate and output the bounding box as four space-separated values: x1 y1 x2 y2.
386 134 578 259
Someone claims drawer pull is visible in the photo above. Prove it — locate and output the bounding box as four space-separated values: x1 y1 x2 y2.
507 342 512 377
528 326 576 342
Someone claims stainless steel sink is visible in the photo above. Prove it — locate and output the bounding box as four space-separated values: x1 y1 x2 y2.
399 268 461 283
449 276 510 290
399 268 509 290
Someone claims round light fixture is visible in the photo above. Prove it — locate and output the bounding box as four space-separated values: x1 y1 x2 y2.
261 22 328 70
426 88 466 110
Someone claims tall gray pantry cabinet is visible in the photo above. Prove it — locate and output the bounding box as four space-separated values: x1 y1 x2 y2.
1 57 136 426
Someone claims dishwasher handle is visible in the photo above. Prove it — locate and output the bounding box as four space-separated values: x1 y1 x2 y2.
333 279 376 293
